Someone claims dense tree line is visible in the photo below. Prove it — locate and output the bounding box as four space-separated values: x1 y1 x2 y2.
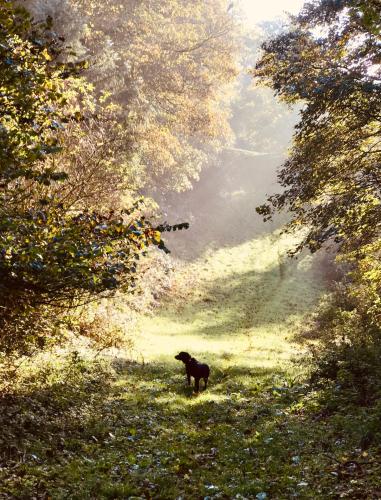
23 0 238 203
255 0 381 398
0 0 237 355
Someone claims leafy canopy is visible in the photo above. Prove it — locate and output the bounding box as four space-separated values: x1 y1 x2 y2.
24 0 239 196
254 0 381 255
0 2 187 354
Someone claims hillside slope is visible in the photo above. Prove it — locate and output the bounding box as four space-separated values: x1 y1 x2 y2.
134 232 324 370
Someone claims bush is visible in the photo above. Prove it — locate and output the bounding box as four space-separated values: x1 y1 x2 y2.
309 283 381 405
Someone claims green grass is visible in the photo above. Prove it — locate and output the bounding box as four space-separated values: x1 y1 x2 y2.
134 233 323 367
1 233 381 499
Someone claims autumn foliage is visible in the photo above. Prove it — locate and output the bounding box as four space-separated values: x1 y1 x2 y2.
0 3 194 354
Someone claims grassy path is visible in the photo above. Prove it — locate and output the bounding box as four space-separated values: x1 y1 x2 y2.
1 235 380 499
135 233 323 368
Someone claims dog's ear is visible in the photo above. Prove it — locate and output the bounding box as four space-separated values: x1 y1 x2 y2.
175 351 191 362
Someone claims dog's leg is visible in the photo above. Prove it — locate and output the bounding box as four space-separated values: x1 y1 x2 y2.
195 378 200 392
203 377 208 390
186 367 191 386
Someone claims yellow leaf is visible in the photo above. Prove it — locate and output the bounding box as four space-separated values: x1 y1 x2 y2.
41 48 52 61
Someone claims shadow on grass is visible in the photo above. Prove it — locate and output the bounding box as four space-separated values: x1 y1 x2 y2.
0 356 292 488
1 356 378 499
158 254 324 340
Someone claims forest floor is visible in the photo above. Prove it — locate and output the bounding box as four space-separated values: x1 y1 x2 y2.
1 233 381 499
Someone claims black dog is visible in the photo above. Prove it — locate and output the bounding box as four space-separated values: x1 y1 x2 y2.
175 352 210 392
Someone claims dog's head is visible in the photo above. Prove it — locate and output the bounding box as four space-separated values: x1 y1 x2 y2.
175 351 191 363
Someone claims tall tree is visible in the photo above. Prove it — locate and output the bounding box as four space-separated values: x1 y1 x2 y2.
24 0 239 200
254 1 381 385
254 0 381 255
0 3 180 355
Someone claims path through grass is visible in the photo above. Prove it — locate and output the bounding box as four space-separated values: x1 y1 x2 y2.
135 233 323 367
1 234 380 499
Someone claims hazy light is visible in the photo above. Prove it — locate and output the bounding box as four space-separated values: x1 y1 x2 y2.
240 0 305 25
